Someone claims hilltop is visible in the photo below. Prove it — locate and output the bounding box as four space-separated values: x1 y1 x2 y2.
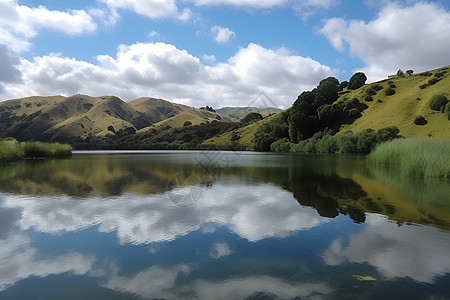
216 107 282 119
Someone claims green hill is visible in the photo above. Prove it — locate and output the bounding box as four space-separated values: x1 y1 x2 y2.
201 65 450 151
0 95 237 142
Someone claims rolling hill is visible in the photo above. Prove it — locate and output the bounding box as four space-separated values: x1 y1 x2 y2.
0 95 237 141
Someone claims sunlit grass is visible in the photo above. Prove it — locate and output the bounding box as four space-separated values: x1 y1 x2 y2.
0 139 72 162
367 138 450 178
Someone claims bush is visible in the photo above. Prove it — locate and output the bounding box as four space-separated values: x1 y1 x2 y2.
385 87 396 96
270 138 292 152
23 142 72 158
428 78 441 85
419 72 432 77
365 87 376 95
413 115 427 125
183 121 192 127
419 84 428 89
434 72 445 78
372 84 383 91
429 94 449 111
365 95 373 102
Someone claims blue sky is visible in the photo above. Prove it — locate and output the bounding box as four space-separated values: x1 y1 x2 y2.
0 0 449 108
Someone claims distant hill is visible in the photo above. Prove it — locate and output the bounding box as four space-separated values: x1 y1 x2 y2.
0 95 237 141
216 107 282 119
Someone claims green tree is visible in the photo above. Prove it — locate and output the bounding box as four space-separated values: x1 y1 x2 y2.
348 72 367 90
429 94 449 111
241 112 263 123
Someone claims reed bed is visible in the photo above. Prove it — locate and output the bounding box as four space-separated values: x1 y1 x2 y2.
367 138 450 178
0 139 72 162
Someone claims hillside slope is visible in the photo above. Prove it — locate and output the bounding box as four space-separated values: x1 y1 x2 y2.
0 95 237 141
340 66 450 138
201 65 450 150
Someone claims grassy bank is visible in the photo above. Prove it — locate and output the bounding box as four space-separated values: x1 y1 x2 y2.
367 138 450 178
0 139 72 162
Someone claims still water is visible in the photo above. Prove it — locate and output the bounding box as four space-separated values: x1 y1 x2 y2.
0 151 449 299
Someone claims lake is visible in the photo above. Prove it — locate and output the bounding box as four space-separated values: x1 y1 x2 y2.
0 151 449 299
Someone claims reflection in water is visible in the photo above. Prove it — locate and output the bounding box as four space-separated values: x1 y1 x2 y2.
0 151 449 299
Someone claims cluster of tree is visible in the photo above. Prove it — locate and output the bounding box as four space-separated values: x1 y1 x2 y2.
200 106 216 112
58 121 242 150
253 72 370 151
271 127 401 154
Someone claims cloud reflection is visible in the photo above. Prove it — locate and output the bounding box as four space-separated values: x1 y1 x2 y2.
1 183 328 244
104 264 332 300
322 214 450 283
0 233 94 291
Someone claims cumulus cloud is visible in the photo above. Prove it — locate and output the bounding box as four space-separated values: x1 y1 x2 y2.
210 26 236 43
0 0 96 53
322 214 450 283
319 1 450 80
1 42 334 108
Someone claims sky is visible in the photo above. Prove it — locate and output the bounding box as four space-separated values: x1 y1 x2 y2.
0 0 449 109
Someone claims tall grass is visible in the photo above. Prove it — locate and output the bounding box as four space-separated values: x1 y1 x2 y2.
367 138 450 178
0 139 72 162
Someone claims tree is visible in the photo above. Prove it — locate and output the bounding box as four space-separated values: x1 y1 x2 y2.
348 72 367 90
107 125 115 133
406 69 414 76
429 94 449 111
241 112 263 123
397 69 405 77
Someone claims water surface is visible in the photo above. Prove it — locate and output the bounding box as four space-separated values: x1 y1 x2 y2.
0 151 449 299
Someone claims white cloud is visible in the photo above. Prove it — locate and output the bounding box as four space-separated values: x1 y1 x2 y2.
100 0 188 20
0 0 96 53
319 2 450 81
210 26 236 43
322 214 450 283
189 0 338 12
1 42 334 108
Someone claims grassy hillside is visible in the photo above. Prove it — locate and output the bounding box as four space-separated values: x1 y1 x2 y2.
0 94 237 142
339 66 450 138
200 65 450 151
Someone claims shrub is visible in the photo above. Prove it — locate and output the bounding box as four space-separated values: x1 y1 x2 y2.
419 72 432 77
365 87 376 95
419 84 428 89
413 115 428 125
428 78 441 85
445 103 450 120
365 95 373 102
372 84 383 91
397 69 405 77
434 72 445 78
385 87 396 96
270 138 292 152
183 121 192 127
429 94 449 111
230 132 240 141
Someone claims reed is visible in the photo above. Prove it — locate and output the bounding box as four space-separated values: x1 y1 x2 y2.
367 138 450 178
0 139 72 162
